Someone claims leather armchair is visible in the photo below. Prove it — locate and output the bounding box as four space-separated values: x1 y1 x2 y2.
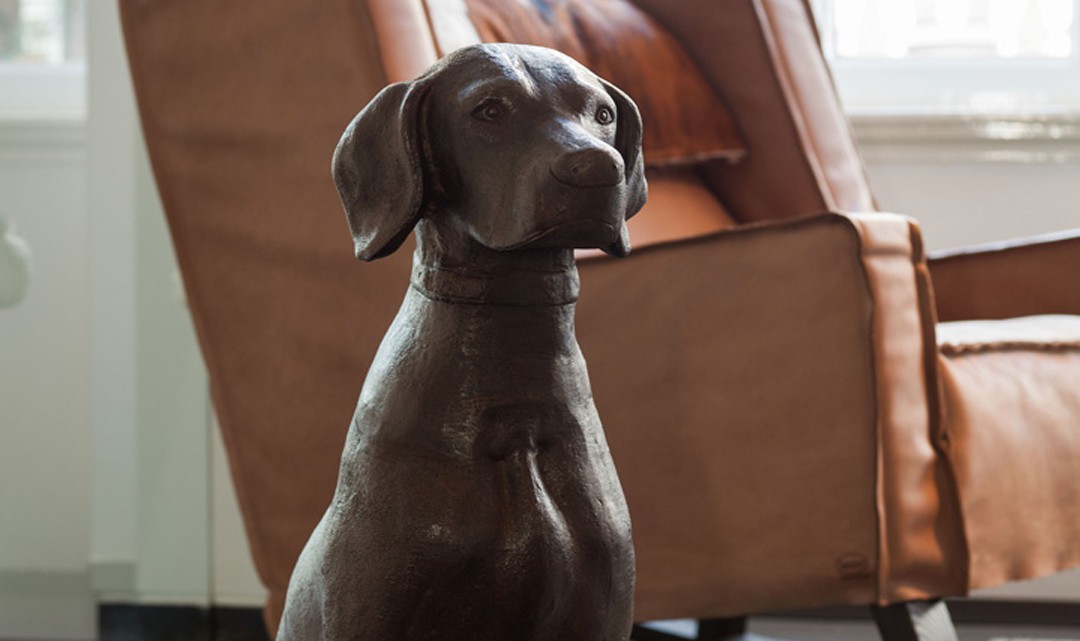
120 0 1080 637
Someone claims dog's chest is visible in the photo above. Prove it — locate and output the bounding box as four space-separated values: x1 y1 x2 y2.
313 290 633 639
362 292 601 460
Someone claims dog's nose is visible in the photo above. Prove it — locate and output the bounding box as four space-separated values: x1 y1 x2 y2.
551 148 624 188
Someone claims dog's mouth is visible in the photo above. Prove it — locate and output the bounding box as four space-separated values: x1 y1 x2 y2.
495 219 619 252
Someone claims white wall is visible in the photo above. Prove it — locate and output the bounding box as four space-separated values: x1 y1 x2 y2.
871 161 1080 252
0 120 95 639
0 2 210 638
85 0 211 610
856 113 1080 251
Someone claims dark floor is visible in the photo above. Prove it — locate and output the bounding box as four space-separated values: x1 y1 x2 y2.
8 605 1080 641
643 617 1080 641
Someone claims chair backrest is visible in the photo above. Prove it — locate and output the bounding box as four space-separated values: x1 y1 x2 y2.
636 0 878 220
120 0 877 628
121 2 409 627
367 0 877 222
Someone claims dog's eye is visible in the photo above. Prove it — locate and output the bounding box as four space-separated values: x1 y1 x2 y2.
595 106 615 126
473 99 508 123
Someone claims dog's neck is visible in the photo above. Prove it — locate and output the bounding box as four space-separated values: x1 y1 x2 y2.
410 219 580 307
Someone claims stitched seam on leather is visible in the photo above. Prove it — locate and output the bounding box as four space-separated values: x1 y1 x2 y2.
753 0 833 211
849 217 889 605
763 0 876 213
370 0 440 82
940 341 1080 356
420 0 445 56
861 245 913 258
912 222 972 596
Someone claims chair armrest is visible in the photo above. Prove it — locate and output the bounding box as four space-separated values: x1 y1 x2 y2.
929 230 1080 322
576 212 965 620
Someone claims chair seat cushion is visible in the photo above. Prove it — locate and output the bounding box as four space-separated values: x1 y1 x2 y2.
937 314 1080 590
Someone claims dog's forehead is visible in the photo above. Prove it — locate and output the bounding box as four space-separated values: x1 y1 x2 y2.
442 44 607 104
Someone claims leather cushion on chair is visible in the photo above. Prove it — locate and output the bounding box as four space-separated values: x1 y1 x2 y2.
421 0 746 167
626 167 737 247
937 315 1080 590
575 167 737 260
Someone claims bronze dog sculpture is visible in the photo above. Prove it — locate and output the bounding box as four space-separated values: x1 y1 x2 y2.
277 43 646 640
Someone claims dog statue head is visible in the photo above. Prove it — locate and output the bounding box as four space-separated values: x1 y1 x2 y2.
333 43 647 261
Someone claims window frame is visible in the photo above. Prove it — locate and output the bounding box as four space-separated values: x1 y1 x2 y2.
0 61 85 118
811 0 1080 115
1 0 86 119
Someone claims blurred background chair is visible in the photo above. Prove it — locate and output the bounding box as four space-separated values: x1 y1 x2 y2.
120 0 1080 638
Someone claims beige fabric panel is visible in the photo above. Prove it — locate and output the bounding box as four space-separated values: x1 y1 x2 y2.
938 331 1080 589
577 214 886 619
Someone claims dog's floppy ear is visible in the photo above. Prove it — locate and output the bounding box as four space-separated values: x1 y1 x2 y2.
333 80 429 261
600 78 647 258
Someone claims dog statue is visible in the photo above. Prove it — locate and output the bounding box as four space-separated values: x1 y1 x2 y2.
277 43 647 641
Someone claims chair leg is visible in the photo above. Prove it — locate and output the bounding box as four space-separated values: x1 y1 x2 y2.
629 617 750 641
871 600 959 641
697 617 749 641
630 624 686 641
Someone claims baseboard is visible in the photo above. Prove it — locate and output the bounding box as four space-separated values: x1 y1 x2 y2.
99 604 269 641
770 598 1080 627
96 598 1079 641
89 560 137 601
0 569 96 640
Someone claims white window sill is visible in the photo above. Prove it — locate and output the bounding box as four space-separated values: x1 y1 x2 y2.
0 62 86 122
0 116 86 151
849 110 1080 163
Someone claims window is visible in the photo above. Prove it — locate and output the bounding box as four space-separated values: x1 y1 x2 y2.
811 0 1080 113
0 0 86 118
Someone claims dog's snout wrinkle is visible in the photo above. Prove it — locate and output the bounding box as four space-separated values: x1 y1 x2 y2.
551 147 623 188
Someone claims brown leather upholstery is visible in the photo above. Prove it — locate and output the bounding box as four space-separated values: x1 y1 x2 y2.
577 213 968 619
119 2 407 626
461 0 746 165
930 231 1080 321
632 0 876 222
938 316 1080 589
119 0 1080 633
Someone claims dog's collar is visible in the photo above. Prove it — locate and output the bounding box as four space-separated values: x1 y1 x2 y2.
410 262 580 306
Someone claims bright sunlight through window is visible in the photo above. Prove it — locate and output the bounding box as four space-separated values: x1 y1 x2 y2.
812 0 1080 112
0 0 84 65
0 0 85 118
828 0 1074 60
